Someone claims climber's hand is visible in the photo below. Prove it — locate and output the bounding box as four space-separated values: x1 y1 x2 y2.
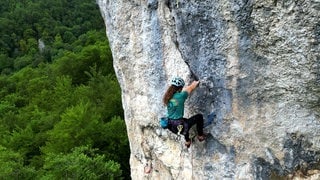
194 80 200 87
183 80 199 94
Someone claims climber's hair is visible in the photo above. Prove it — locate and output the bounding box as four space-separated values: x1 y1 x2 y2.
163 85 183 105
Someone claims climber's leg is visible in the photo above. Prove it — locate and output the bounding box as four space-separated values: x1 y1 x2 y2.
182 114 205 146
185 114 204 136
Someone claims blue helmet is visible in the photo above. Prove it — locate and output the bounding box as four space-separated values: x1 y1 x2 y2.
171 77 185 87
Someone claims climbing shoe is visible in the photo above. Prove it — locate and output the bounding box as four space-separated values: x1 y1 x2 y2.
185 141 191 148
197 134 207 142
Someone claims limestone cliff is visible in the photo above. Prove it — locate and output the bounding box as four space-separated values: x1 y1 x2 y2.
98 0 320 179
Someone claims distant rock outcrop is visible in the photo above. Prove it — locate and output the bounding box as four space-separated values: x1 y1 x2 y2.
98 0 320 179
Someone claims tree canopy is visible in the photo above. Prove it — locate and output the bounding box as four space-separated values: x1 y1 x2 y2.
0 0 130 179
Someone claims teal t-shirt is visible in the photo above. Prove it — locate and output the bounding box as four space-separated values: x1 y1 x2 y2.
167 91 188 119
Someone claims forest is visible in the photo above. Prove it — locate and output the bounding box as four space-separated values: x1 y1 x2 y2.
0 0 130 179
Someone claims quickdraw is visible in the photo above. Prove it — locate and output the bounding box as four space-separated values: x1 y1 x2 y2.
177 125 183 135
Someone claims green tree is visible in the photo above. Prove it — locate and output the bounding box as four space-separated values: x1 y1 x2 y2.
0 145 35 179
0 0 130 179
43 101 103 154
41 146 122 179
100 116 130 178
0 54 13 74
86 69 123 120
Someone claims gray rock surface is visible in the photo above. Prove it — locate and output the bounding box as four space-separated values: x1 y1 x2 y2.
98 0 320 179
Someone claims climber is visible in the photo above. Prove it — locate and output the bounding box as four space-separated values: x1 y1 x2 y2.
163 77 206 148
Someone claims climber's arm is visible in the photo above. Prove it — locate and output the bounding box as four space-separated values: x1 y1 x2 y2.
183 80 200 95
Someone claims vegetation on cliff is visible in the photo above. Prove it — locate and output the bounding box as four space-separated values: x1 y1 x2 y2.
0 0 130 179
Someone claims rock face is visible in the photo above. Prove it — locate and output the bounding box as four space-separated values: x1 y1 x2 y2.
98 0 320 179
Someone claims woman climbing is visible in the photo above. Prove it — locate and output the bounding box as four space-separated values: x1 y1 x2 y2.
163 77 206 148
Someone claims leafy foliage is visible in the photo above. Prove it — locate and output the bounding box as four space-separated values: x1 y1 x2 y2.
41 146 122 179
0 0 130 179
0 145 36 179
